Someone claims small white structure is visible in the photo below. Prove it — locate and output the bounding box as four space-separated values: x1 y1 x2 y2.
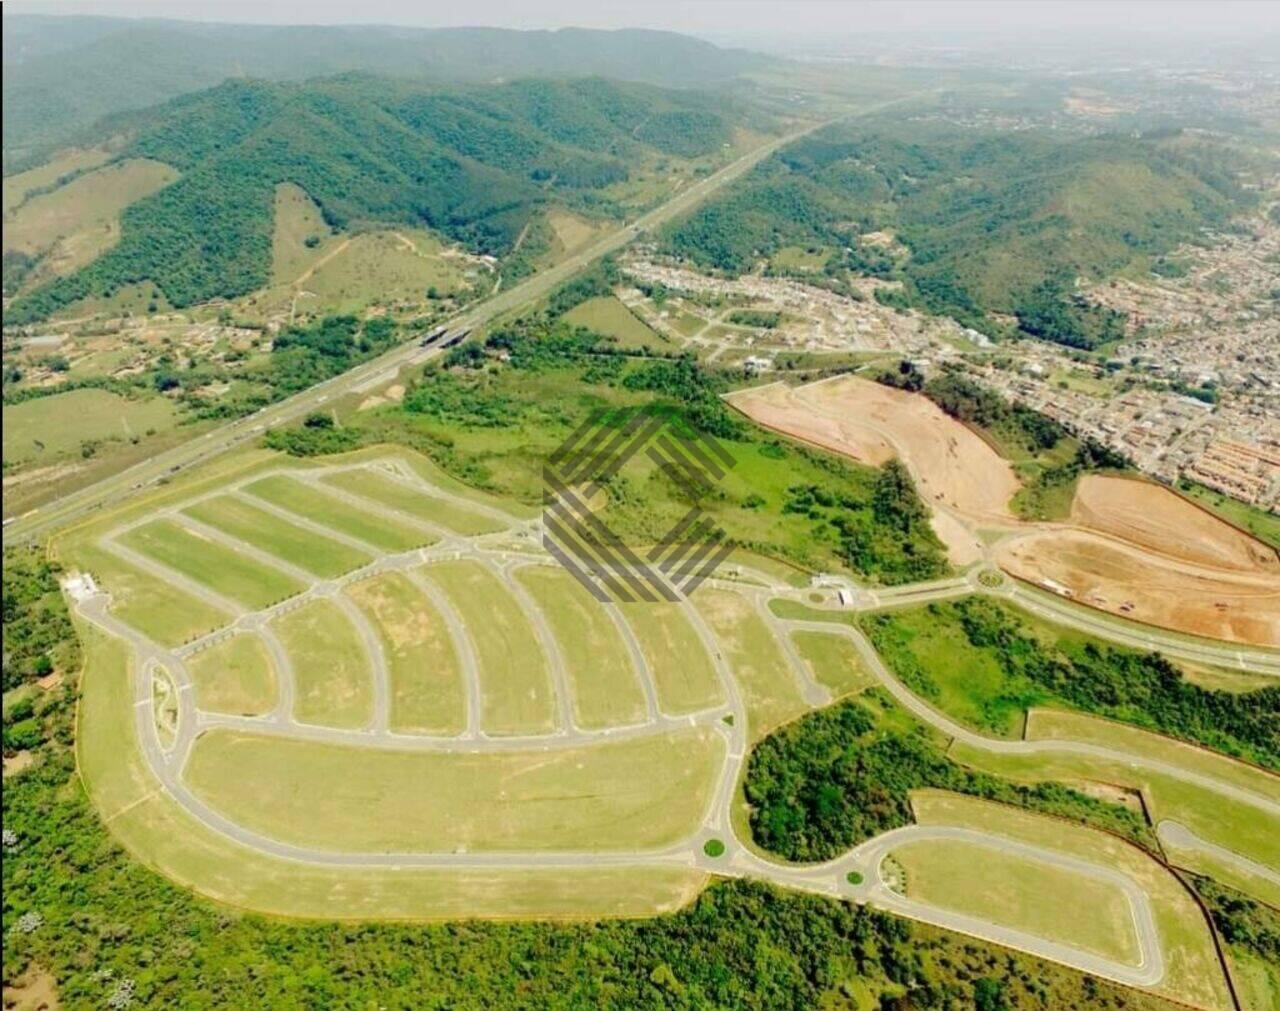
62 571 98 601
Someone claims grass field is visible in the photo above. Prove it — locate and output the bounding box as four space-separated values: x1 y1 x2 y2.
515 565 648 729
182 494 372 578
620 603 723 715
891 836 1141 965
423 560 555 735
3 388 178 467
272 599 374 729
185 633 277 716
790 630 874 697
70 540 231 647
692 587 808 740
118 519 303 610
269 182 340 285
911 790 1232 1011
3 146 114 214
3 158 178 287
563 295 669 350
185 726 723 852
244 475 436 553
346 572 466 735
76 615 707 918
319 468 506 536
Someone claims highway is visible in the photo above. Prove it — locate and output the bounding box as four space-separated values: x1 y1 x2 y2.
3 116 834 548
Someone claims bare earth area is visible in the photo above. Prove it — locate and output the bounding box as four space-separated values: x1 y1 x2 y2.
729 378 1280 645
1070 474 1280 573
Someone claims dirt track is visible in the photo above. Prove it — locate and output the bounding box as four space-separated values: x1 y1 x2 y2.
728 378 1280 647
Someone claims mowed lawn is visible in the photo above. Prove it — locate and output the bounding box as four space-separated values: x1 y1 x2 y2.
692 587 809 741
422 560 555 735
791 630 875 698
4 388 177 467
891 836 1141 965
516 565 648 729
272 599 373 729
183 495 371 578
910 790 1232 1011
346 572 466 735
118 519 303 610
319 468 506 536
620 602 723 715
244 475 435 553
184 726 724 851
74 540 231 647
186 632 277 716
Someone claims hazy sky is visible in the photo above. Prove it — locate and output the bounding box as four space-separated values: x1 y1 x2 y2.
7 0 1280 42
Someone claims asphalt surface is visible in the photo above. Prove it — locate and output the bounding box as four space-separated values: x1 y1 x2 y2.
68 456 1280 994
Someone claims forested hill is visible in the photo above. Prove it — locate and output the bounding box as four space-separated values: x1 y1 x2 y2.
7 75 746 324
662 121 1253 347
3 15 770 167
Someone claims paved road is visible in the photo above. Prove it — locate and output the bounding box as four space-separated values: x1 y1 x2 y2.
4 116 843 548
68 455 1280 996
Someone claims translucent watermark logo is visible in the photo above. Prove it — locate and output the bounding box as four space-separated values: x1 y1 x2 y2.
543 406 736 602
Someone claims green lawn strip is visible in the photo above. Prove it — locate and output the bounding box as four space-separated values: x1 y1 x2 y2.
182 495 371 578
68 540 232 648
346 572 466 735
691 586 809 741
890 836 1141 965
185 632 277 717
1177 480 1280 551
618 602 723 715
790 630 875 698
950 741 1280 874
271 599 373 729
243 474 435 553
184 726 723 852
514 565 647 729
118 519 303 610
422 560 555 735
319 468 505 536
910 790 1232 1011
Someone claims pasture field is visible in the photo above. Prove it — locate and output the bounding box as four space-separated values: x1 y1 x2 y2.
692 586 809 739
76 612 706 917
3 146 115 214
563 295 669 350
182 494 372 578
319 468 505 536
184 727 723 852
3 388 177 467
910 791 1232 1011
515 565 648 729
118 519 303 610
67 540 230 647
890 836 1141 965
185 633 277 717
244 474 436 552
620 602 724 715
423 560 556 735
272 599 374 729
3 158 178 286
790 630 874 697
346 572 467 735
269 182 341 285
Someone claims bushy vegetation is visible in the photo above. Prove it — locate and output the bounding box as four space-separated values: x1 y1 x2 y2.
744 693 1153 862
663 121 1249 344
867 597 1280 768
1 547 80 693
9 76 737 321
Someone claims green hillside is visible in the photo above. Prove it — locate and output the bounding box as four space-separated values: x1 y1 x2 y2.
7 75 744 322
662 121 1252 346
3 16 769 168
